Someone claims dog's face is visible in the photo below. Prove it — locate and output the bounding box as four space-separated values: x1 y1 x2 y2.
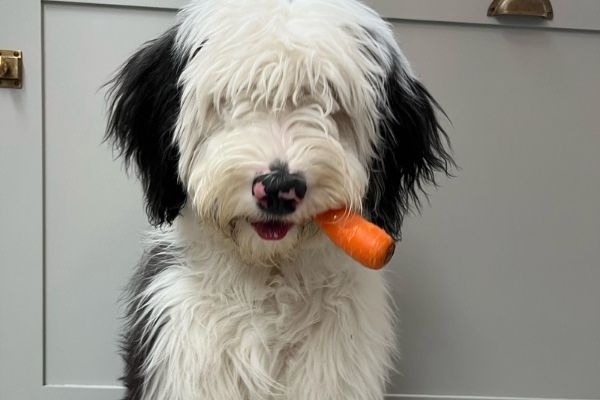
107 0 452 265
180 101 368 264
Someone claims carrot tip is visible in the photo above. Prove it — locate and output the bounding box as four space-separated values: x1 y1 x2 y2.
383 242 396 266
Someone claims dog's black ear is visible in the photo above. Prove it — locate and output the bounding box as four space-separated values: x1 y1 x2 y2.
106 27 187 226
364 58 453 240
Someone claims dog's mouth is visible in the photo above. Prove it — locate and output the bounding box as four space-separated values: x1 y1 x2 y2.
251 220 294 240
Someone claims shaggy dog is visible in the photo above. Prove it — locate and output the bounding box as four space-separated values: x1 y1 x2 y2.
106 0 452 399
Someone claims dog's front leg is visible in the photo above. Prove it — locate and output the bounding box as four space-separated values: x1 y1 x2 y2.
124 263 288 400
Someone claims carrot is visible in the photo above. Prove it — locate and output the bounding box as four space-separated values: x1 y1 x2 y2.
314 209 395 270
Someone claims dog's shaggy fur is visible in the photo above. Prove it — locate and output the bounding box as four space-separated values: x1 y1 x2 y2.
106 1 452 399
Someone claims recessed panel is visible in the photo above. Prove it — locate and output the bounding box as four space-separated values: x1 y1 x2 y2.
387 21 600 398
44 3 175 385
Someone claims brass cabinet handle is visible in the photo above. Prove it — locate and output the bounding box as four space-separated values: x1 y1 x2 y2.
0 49 22 89
488 0 554 20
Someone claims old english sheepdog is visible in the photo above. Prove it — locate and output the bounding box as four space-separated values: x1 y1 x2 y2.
106 0 452 399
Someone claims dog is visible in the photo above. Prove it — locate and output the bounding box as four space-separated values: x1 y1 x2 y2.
106 0 452 399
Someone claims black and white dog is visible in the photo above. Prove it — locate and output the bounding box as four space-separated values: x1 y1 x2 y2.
107 0 451 399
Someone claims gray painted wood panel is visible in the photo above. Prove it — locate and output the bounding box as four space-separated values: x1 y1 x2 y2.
373 0 600 32
0 0 44 399
386 20 600 398
43 2 174 385
1 0 597 399
43 0 600 32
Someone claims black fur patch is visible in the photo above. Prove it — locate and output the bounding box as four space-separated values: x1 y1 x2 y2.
120 243 177 400
106 27 187 226
365 60 453 240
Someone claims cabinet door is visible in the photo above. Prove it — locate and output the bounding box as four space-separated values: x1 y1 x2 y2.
0 0 43 399
42 3 176 399
380 2 600 399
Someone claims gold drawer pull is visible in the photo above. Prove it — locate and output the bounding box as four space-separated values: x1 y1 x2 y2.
488 0 553 20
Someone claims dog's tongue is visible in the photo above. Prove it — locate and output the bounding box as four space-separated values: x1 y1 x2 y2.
252 221 293 240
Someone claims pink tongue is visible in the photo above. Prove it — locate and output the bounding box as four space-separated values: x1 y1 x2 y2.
252 221 293 240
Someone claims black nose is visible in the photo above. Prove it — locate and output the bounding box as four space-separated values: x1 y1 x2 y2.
252 164 307 215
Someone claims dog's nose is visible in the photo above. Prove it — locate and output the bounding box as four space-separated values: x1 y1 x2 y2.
252 164 306 215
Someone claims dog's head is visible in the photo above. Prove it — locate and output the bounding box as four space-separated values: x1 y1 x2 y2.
107 0 452 265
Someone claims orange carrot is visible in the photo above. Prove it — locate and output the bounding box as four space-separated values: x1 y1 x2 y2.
314 209 395 270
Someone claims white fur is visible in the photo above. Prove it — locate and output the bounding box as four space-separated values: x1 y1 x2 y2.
173 0 407 229
132 207 395 400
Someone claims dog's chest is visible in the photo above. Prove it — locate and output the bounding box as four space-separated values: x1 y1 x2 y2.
208 269 322 357
150 264 339 392
137 250 394 400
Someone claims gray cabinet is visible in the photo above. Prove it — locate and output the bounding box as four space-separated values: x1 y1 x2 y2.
1 1 599 399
